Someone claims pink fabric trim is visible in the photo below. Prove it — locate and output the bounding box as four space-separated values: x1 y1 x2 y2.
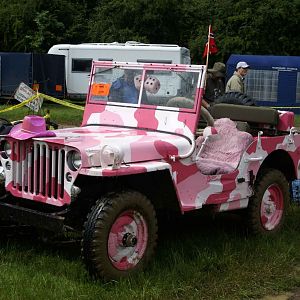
196 118 253 175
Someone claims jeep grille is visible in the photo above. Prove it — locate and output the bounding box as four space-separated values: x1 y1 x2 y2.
11 141 65 201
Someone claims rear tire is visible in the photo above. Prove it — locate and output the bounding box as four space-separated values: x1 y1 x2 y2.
246 168 289 235
82 190 158 281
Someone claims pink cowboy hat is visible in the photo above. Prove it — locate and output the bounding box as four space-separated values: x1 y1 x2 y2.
9 115 56 140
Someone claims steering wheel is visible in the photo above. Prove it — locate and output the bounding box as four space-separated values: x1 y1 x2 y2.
166 97 214 127
200 106 214 127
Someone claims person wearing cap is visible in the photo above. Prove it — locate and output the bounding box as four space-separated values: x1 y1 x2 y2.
203 62 226 108
225 61 250 94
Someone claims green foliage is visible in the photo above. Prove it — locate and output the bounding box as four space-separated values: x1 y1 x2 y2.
0 0 87 52
0 0 298 58
25 11 65 52
88 0 182 44
0 0 38 51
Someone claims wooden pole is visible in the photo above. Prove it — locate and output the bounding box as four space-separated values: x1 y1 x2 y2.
205 24 211 68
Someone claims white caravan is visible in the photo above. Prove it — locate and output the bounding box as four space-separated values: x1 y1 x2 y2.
48 41 191 99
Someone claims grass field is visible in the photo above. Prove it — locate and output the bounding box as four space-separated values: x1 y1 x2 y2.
0 102 300 299
0 208 300 299
0 101 84 127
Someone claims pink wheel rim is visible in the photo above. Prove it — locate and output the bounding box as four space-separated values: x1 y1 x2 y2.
108 210 148 270
260 184 284 230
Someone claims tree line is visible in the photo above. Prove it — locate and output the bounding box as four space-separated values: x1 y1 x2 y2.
0 0 299 64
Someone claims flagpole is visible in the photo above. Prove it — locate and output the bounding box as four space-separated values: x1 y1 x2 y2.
205 24 211 68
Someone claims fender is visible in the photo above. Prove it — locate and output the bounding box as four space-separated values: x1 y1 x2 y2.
79 161 172 177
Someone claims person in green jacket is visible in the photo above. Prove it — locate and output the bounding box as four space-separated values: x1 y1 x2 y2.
225 61 250 94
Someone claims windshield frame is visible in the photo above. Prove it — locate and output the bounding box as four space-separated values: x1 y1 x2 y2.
87 61 205 111
83 61 207 138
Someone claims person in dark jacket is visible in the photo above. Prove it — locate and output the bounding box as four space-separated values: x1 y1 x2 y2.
202 62 226 108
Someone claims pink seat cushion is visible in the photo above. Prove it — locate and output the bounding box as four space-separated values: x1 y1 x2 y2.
196 118 253 175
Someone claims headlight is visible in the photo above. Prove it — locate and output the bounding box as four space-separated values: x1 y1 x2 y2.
3 141 11 158
67 150 82 171
100 145 124 169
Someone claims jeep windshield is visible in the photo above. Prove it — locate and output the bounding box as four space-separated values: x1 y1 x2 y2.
87 62 205 109
83 61 206 139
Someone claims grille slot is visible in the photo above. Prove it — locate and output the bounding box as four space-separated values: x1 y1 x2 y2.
11 141 65 201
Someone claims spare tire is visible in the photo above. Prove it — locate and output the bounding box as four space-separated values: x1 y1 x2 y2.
216 92 255 106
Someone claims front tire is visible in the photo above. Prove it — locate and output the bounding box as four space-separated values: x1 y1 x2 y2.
246 168 289 235
82 190 158 280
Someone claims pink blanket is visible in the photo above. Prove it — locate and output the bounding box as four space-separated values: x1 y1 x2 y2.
196 118 253 175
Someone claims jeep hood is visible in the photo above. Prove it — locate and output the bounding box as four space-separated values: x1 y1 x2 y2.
38 125 192 167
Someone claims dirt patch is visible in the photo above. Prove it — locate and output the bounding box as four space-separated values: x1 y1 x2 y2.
261 293 293 300
260 288 300 300
289 288 300 300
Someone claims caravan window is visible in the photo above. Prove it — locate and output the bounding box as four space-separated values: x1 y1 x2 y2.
245 70 278 102
72 59 92 72
98 58 113 62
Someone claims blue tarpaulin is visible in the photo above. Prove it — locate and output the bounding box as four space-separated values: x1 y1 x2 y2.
226 54 300 110
0 52 65 98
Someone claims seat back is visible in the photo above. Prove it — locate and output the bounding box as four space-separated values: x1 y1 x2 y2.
211 103 279 125
196 118 253 175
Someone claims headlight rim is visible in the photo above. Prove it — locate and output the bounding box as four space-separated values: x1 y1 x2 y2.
67 150 82 171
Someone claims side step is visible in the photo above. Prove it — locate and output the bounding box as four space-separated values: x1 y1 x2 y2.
0 201 65 232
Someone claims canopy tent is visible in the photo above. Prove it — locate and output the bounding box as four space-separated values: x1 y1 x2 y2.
226 54 300 110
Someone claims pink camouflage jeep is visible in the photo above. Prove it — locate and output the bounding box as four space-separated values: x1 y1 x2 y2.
0 61 297 280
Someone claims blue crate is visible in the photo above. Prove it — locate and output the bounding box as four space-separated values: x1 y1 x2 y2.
291 180 300 202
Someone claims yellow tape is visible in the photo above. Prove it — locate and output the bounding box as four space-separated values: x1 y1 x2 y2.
40 94 84 111
0 93 84 114
1 93 300 115
271 106 300 109
0 94 39 113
